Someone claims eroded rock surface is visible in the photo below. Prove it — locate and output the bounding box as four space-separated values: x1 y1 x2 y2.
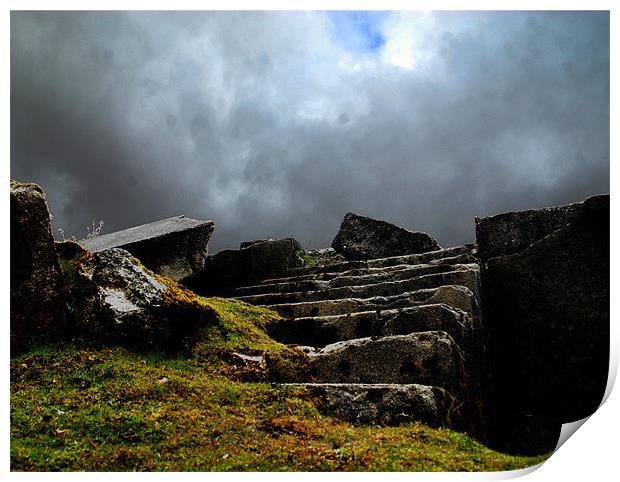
10 181 66 355
61 246 215 351
308 332 463 394
482 194 609 454
186 238 305 296
332 212 440 260
292 383 449 427
475 202 581 261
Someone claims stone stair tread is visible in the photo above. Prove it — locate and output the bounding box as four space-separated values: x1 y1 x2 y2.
259 262 448 285
235 266 480 305
263 285 477 318
283 382 449 427
267 303 471 349
287 244 477 277
307 331 464 393
235 262 467 296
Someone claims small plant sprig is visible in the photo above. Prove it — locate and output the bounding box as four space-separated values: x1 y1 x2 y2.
57 227 76 242
86 220 104 239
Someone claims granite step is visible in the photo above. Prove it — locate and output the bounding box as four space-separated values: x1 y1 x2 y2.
264 285 478 318
287 244 477 277
236 263 465 297
303 331 462 393
267 303 473 349
235 265 480 306
287 383 451 427
260 263 425 285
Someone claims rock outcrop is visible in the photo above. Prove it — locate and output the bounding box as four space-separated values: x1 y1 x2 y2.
79 215 214 282
10 181 66 355
479 194 609 455
186 238 306 296
57 244 216 351
332 212 440 260
474 201 582 261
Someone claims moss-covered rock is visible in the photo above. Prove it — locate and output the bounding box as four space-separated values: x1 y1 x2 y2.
11 180 67 355
57 247 217 352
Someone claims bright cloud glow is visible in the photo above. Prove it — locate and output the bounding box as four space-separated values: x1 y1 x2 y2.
381 11 437 70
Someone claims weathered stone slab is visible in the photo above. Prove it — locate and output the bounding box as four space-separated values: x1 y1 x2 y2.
79 215 214 281
475 201 581 261
290 383 449 427
287 244 476 276
239 239 269 249
186 238 305 296
332 212 441 260
264 289 440 318
236 263 465 297
426 285 479 317
10 181 66 355
236 265 480 305
267 304 471 349
261 263 415 285
483 194 609 454
308 332 463 394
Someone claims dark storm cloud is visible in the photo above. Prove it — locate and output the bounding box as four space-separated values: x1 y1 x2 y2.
10 11 609 252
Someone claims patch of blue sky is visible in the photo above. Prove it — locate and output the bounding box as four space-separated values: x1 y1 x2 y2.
326 11 390 55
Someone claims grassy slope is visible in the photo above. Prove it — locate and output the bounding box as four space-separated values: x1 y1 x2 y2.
10 298 550 472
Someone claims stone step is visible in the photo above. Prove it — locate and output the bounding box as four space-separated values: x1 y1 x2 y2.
261 263 426 285
265 285 478 318
307 331 464 394
236 263 465 297
287 383 450 427
235 266 480 306
287 244 477 277
267 304 472 349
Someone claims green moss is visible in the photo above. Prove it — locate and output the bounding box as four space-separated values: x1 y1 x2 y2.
10 346 550 471
295 249 316 267
10 179 45 194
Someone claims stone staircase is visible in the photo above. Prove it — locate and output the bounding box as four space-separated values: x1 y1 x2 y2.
233 244 489 439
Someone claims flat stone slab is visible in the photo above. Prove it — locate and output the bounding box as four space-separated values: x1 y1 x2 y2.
79 215 214 281
289 383 449 427
267 304 472 349
308 331 464 393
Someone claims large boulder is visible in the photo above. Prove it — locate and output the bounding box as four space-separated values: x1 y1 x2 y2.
79 215 214 282
482 194 609 454
331 212 440 260
10 181 66 356
475 201 582 261
57 244 216 351
186 238 305 296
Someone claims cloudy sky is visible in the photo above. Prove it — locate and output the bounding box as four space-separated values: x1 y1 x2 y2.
10 10 609 252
